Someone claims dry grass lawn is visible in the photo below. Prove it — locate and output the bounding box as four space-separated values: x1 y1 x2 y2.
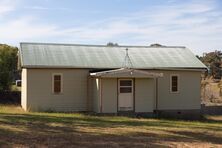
0 105 222 147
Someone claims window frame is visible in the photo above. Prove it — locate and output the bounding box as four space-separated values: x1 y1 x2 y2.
52 73 63 94
170 74 180 93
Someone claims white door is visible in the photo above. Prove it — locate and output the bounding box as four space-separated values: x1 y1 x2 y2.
118 79 134 111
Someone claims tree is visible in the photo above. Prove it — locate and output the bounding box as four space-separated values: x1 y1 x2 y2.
150 43 165 47
199 50 222 79
0 44 18 91
106 42 119 46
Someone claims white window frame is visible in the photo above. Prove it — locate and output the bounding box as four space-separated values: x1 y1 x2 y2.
170 74 179 93
52 73 63 94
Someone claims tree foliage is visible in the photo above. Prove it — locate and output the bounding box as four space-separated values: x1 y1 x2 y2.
199 50 222 79
0 44 18 91
150 43 165 47
106 42 119 46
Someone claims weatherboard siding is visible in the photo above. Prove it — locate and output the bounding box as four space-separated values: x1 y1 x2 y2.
156 70 201 110
25 69 89 112
21 68 202 112
101 78 118 113
135 78 155 112
99 78 155 113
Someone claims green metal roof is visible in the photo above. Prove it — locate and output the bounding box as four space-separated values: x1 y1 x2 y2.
19 42 207 69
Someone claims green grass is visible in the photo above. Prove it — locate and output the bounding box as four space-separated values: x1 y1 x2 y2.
0 105 222 147
10 85 21 92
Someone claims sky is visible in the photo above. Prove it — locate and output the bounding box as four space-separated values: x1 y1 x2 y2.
0 0 222 55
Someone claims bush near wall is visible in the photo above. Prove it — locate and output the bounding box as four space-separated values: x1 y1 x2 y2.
0 91 21 104
0 44 18 92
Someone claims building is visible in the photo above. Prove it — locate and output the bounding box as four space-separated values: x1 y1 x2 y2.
19 42 206 117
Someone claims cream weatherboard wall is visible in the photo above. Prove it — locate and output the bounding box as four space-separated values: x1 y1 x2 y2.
101 78 118 113
135 78 155 113
156 70 201 110
92 78 155 113
21 68 202 112
22 69 89 112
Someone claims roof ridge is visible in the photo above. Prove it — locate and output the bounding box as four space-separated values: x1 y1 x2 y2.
20 42 186 48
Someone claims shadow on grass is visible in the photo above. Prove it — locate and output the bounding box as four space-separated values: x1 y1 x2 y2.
1 112 222 131
0 112 219 129
0 127 169 148
169 130 222 145
0 112 222 147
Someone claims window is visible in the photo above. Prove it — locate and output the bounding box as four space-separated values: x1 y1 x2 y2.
52 74 63 94
119 80 133 93
170 74 179 93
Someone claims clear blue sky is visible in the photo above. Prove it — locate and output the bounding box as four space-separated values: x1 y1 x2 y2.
0 0 222 54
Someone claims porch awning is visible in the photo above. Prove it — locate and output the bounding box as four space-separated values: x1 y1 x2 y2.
90 68 163 78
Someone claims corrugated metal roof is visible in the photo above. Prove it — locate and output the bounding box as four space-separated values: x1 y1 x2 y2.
19 42 207 69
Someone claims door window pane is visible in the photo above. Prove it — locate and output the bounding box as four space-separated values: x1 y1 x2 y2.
120 87 132 93
120 80 132 86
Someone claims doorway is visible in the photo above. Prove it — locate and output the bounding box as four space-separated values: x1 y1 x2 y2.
118 79 134 111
